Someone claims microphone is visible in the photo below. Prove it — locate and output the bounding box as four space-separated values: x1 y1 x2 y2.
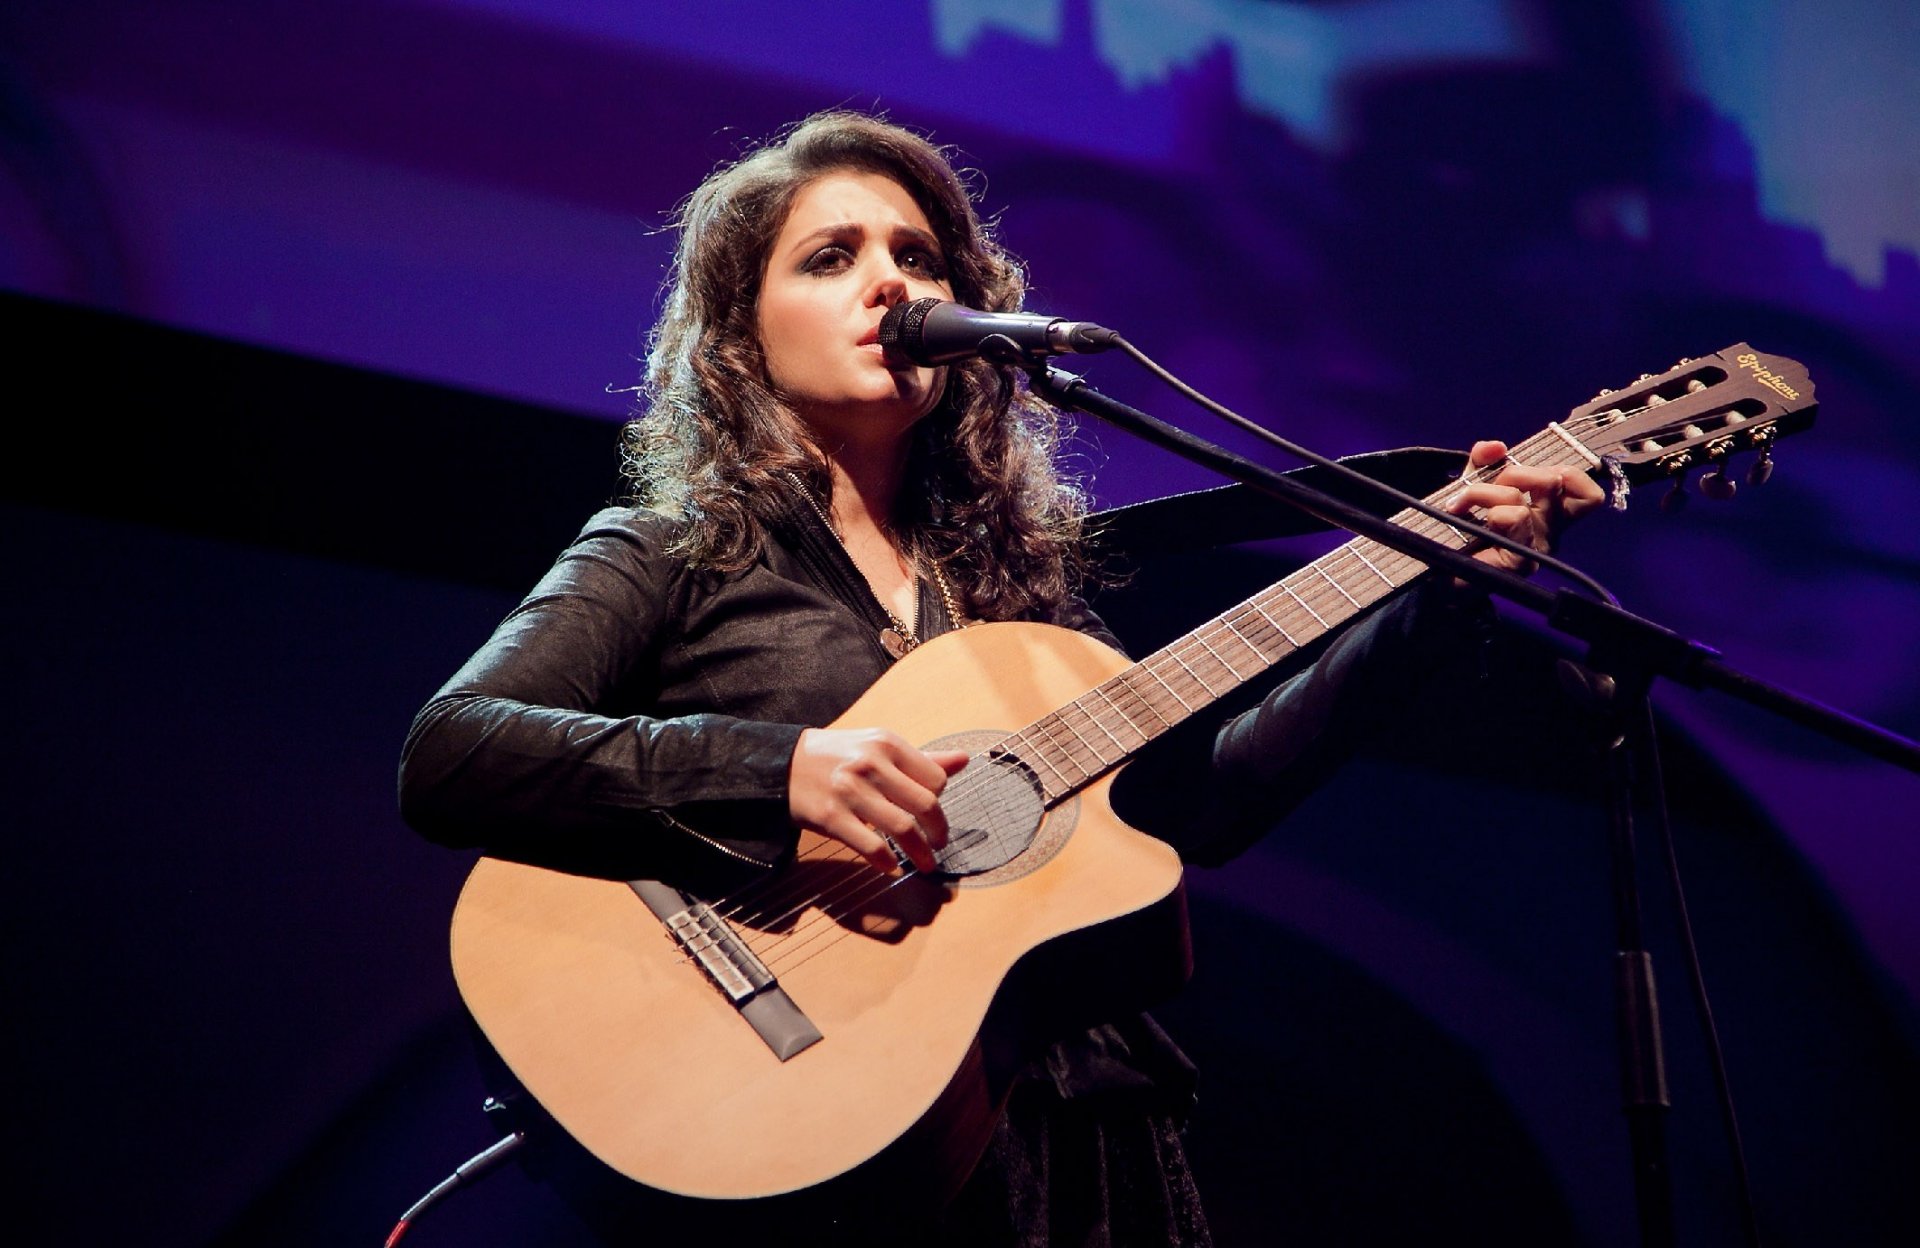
878 298 1119 366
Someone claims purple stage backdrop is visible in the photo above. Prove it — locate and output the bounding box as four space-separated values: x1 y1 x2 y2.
4 2 1916 1245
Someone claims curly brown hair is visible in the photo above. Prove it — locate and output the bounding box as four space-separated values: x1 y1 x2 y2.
621 110 1088 622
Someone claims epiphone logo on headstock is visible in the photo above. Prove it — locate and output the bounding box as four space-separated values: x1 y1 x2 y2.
1735 351 1801 401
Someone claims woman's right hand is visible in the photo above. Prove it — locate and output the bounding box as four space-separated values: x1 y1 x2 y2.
788 728 970 873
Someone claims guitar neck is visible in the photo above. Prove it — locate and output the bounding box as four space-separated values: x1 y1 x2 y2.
1003 424 1596 803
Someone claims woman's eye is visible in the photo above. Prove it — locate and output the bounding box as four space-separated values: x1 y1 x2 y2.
803 244 854 273
899 248 947 280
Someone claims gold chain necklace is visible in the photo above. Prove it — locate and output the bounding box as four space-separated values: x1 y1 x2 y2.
786 474 965 658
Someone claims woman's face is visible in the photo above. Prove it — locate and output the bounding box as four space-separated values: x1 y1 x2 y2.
756 170 955 446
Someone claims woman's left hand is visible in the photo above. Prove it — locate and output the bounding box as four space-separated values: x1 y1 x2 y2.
1447 440 1607 577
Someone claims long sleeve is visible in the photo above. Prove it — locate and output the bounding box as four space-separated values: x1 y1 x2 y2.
398 516 805 869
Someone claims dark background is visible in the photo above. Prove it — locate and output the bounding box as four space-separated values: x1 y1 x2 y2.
4 2 1916 1244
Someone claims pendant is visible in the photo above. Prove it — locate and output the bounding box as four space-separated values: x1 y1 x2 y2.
880 627 913 659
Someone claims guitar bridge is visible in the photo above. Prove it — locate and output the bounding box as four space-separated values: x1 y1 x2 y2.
665 901 774 1003
629 879 823 1061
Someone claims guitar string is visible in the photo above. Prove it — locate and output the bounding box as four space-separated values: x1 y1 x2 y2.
682 746 1044 973
725 856 878 949
670 413 1626 977
678 393 1777 997
1000 496 1430 781
711 836 876 922
1008 423 1592 791
698 837 871 929
755 873 926 977
756 872 924 973
747 853 921 959
750 882 897 970
714 833 919 952
1026 451 1493 763
728 451 1521 974
712 414 1643 980
741 839 976 973
888 390 1718 885
694 756 1051 968
747 765 1052 974
687 846 954 978
1195 398 1615 736
687 406 1659 978
751 760 1047 970
709 453 1517 972
756 732 1085 975
669 839 897 973
673 863 901 978
704 744 1016 944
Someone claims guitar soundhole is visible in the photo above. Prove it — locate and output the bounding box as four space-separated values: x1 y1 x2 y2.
924 731 1075 886
933 753 1042 875
902 725 1059 879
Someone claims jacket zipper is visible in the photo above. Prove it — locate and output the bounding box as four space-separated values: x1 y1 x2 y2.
656 809 784 869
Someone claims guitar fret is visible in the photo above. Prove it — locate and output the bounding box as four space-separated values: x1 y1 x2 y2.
1013 727 1073 793
1078 692 1132 752
1164 644 1223 697
1280 581 1329 628
1314 563 1362 609
1051 712 1098 759
1219 615 1271 664
1249 598 1300 647
1140 658 1197 712
1193 630 1247 681
1046 704 1114 791
1324 557 1360 603
1351 546 1394 587
1106 675 1171 734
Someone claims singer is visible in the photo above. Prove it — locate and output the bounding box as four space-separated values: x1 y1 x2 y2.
399 110 1600 1244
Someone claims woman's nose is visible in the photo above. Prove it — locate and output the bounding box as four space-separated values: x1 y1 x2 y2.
866 261 910 308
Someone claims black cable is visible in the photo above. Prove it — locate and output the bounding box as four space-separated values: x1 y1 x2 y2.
1111 335 1621 606
383 1131 526 1247
1635 703 1764 1247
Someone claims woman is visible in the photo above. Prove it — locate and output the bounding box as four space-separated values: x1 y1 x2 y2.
401 110 1599 1244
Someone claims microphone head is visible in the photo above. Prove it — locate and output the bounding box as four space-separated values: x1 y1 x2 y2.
876 297 944 361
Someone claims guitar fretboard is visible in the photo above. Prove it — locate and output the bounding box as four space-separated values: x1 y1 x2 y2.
1000 425 1597 803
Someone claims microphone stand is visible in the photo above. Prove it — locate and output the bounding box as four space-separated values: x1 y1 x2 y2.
1018 357 1920 1248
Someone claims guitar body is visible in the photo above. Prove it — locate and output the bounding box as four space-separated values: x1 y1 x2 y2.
450 621 1192 1206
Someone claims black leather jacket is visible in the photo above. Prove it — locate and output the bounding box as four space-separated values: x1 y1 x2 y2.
398 489 1479 1125
393 485 1466 864
400 491 1475 873
398 495 1137 872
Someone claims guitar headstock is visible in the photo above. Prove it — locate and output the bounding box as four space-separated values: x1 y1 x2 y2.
1567 345 1817 495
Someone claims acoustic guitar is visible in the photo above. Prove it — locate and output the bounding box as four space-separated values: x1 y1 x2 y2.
449 345 1815 1206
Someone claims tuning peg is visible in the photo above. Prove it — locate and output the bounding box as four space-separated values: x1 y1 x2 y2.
1700 467 1738 500
1661 473 1690 513
1746 449 1775 486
